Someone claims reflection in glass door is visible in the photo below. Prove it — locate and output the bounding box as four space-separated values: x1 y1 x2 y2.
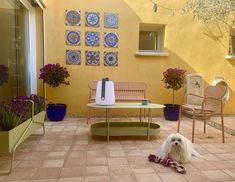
0 0 31 101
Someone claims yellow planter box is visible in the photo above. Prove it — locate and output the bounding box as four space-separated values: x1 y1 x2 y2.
0 111 46 154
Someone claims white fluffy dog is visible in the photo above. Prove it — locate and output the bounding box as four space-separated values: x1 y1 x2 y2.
159 133 201 164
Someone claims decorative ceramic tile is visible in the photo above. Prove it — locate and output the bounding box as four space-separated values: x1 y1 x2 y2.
104 51 118 67
85 51 100 66
66 30 81 45
104 32 118 48
104 13 118 28
66 50 81 65
65 10 81 26
85 31 100 46
86 12 100 27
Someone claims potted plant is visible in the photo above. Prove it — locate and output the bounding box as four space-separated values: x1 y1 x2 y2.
39 63 70 121
162 68 186 121
0 94 46 173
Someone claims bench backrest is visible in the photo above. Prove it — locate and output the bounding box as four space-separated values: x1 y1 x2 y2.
88 81 147 102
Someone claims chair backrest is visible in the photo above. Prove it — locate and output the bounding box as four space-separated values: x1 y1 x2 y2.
203 85 227 111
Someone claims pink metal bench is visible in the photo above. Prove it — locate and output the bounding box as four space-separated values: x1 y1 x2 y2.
88 81 148 122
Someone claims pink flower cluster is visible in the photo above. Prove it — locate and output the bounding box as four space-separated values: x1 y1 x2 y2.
39 63 70 88
162 68 186 91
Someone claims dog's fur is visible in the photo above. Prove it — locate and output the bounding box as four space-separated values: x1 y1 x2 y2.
159 133 201 163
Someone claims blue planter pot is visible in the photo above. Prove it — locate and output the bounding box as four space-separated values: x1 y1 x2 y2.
163 104 180 121
46 103 66 121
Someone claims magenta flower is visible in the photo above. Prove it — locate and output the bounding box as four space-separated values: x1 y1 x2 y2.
39 63 70 88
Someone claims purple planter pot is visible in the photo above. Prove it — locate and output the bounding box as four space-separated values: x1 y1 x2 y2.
46 103 66 121
163 104 180 121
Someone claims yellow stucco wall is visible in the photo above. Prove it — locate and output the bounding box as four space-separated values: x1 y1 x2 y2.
44 0 235 116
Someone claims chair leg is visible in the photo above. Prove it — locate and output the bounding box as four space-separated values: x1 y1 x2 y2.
177 106 182 133
221 114 225 143
192 111 195 143
203 113 206 133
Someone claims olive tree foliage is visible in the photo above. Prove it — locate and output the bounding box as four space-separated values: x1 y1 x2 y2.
185 0 235 28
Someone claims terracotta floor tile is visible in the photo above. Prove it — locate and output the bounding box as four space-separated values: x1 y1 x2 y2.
158 172 188 182
86 157 107 165
84 175 110 182
127 156 149 165
109 165 132 175
108 157 128 165
2 117 235 181
60 166 85 178
47 151 67 159
52 145 70 151
210 161 235 169
110 174 136 182
23 152 48 161
135 173 162 182
125 149 143 156
58 177 84 182
202 154 220 161
85 166 109 175
64 157 85 167
17 160 42 168
202 170 234 181
5 168 36 180
67 151 86 159
108 150 125 157
86 150 107 157
41 159 64 168
192 161 218 170
32 168 60 180
223 169 235 178
30 179 58 182
131 164 155 174
183 171 211 182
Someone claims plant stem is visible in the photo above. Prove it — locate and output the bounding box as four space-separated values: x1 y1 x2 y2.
173 90 175 106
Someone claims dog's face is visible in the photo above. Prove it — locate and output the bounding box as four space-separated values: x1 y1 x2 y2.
169 134 184 149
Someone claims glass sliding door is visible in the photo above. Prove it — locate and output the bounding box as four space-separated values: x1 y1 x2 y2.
0 0 44 102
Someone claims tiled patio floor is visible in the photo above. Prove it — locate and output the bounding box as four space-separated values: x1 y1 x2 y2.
1 116 235 182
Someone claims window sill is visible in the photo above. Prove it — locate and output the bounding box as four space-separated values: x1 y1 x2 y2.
135 51 169 57
225 55 235 60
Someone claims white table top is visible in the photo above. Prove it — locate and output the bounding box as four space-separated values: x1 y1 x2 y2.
87 102 165 109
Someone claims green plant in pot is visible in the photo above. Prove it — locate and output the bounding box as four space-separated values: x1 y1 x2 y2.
39 63 70 121
162 68 186 121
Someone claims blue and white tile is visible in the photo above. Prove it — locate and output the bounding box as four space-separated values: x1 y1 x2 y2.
85 31 100 46
65 10 81 26
85 12 100 27
85 51 100 66
66 30 81 45
104 51 118 67
104 13 118 28
66 50 81 65
104 32 118 48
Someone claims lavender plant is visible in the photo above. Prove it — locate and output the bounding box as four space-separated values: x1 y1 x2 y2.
162 68 186 105
39 63 70 87
0 95 46 131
